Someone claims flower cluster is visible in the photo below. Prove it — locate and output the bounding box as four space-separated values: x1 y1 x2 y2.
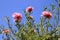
12 12 22 22
42 11 52 19
26 6 33 13
2 29 9 34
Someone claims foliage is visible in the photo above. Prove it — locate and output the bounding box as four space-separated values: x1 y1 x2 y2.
0 0 60 40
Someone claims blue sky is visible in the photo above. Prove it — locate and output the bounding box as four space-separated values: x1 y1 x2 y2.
0 0 57 40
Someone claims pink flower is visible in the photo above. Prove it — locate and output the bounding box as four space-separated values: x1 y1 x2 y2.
42 11 52 19
12 12 22 22
26 6 33 13
30 16 33 19
2 29 9 34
